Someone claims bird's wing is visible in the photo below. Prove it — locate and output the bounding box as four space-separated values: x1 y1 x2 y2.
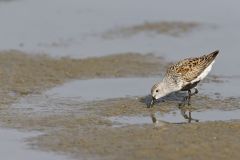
167 50 219 82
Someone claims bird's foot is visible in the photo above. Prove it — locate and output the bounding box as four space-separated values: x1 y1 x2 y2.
180 108 199 123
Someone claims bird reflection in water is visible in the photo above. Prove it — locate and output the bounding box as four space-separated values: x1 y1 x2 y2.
150 107 199 125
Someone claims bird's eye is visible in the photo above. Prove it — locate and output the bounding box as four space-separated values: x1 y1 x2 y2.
156 90 159 93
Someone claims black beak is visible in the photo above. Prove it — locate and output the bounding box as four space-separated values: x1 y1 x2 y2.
148 96 156 108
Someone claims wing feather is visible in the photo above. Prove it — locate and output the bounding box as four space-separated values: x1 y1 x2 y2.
166 50 219 82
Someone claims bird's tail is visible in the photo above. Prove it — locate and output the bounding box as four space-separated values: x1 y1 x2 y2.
207 50 219 60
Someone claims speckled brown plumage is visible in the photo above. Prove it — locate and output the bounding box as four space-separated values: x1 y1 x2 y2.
166 50 219 82
149 50 219 109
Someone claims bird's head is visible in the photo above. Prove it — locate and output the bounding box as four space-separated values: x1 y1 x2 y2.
148 83 167 108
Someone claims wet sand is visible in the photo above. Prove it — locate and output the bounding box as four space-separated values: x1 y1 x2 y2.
1 1 240 159
32 121 240 160
16 95 240 160
0 50 166 105
0 51 239 160
4 95 240 160
103 21 202 38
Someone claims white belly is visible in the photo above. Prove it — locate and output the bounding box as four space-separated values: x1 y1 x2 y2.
191 60 215 83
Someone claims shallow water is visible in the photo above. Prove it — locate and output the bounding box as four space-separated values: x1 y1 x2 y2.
0 0 240 75
1 1 240 159
10 77 240 117
10 77 161 114
45 78 159 101
0 128 68 160
45 76 240 101
200 77 240 97
109 109 240 125
6 76 240 159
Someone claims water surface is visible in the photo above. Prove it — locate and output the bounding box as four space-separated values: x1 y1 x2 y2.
109 109 240 126
0 0 239 75
0 128 68 160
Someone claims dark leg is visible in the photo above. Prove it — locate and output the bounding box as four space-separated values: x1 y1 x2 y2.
178 94 189 107
187 88 199 105
179 87 199 123
179 88 198 106
188 111 192 123
187 90 191 106
180 108 199 123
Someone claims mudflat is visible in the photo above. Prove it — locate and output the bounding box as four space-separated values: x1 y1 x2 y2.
0 50 239 160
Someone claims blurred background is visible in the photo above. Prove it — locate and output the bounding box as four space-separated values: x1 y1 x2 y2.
0 0 239 75
0 1 240 160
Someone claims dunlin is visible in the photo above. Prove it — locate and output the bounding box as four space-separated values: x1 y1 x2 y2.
149 50 219 108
